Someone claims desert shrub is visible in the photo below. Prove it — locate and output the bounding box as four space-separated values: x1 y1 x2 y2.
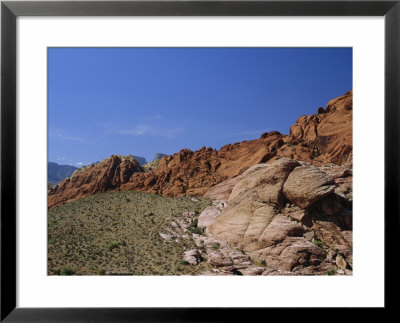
108 241 121 251
179 260 190 266
98 268 106 275
60 267 75 275
189 218 203 235
313 240 323 247
326 269 336 276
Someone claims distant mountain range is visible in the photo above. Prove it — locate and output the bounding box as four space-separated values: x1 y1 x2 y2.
48 162 78 185
133 156 147 165
48 155 162 185
154 153 168 160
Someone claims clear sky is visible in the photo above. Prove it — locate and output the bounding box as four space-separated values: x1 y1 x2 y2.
48 47 352 166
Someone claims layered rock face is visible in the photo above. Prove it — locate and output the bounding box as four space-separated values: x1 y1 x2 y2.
275 90 352 165
120 131 284 197
48 90 352 208
206 158 352 274
48 155 143 208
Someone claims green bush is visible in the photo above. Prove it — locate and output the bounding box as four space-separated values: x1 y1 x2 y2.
189 218 203 235
98 268 106 275
107 241 120 251
179 260 190 266
313 240 323 247
52 269 61 275
60 267 75 275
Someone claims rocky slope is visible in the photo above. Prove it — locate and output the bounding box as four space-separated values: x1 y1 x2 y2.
48 90 352 208
121 130 285 196
275 90 353 165
142 153 169 171
48 155 143 208
203 158 352 275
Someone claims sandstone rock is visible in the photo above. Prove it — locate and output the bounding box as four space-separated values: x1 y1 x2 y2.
175 212 195 231
322 165 352 180
212 200 228 209
207 251 233 267
303 231 314 241
335 254 347 270
257 215 306 249
121 131 285 197
281 205 307 222
252 237 326 271
48 155 143 208
229 158 301 204
198 206 221 230
312 221 352 255
207 158 331 273
208 159 301 249
284 90 352 165
229 250 251 265
326 249 337 261
204 176 243 201
239 266 265 275
183 249 202 265
49 91 352 208
283 165 335 209
159 233 174 241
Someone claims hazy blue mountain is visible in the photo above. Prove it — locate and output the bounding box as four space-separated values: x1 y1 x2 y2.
48 162 78 185
154 153 168 160
133 156 147 165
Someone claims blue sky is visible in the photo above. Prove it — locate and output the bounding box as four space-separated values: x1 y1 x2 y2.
48 48 352 166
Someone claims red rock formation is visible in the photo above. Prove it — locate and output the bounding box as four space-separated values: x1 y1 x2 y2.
48 155 143 208
48 90 352 208
274 90 352 165
120 131 284 197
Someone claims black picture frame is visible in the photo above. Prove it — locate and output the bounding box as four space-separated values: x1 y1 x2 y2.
1 0 398 321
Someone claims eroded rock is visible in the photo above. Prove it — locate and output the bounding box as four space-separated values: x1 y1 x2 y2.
283 165 335 209
183 249 202 265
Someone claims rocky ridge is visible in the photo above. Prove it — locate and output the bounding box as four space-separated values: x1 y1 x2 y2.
48 155 143 208
48 90 352 209
203 158 352 275
161 155 352 276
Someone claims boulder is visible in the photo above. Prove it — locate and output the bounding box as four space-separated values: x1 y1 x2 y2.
208 159 301 249
252 238 326 271
204 176 243 201
283 165 335 209
335 254 347 270
198 206 221 230
207 251 233 267
183 249 202 265
239 267 266 275
229 158 301 204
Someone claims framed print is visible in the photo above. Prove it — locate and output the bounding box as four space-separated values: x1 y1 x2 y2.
1 0 399 321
